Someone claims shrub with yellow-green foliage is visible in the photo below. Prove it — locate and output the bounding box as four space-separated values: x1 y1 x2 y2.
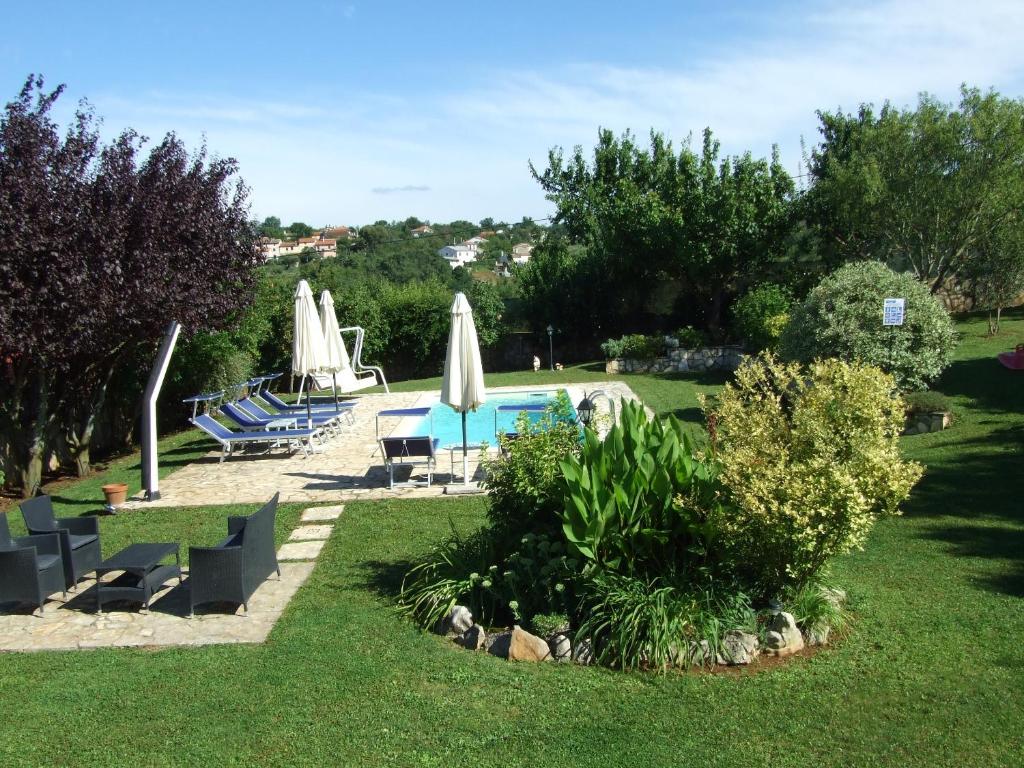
704 353 922 596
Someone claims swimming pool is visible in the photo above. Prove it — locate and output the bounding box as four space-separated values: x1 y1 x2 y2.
413 390 573 448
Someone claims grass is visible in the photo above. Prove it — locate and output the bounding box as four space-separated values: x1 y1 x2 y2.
0 311 1022 766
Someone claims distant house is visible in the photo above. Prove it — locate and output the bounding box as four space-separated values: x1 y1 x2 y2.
463 236 488 252
411 224 433 237
494 252 511 277
438 244 477 269
315 238 337 258
279 240 302 256
298 236 319 248
322 225 356 240
258 237 281 260
511 242 534 264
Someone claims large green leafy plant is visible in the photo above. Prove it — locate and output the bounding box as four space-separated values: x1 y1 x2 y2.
559 400 719 576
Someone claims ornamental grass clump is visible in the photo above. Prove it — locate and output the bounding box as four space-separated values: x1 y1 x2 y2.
705 353 923 597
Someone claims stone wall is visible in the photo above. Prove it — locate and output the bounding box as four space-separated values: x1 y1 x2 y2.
605 346 745 374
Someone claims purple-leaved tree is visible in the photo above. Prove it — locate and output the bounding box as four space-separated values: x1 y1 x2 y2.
0 75 260 495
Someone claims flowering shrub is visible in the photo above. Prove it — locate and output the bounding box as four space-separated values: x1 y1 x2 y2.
705 354 922 596
779 262 956 391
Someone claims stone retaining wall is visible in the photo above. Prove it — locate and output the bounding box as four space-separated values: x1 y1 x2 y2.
605 346 745 374
903 410 952 435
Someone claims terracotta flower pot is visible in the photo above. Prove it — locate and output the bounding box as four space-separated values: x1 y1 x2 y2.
102 482 129 507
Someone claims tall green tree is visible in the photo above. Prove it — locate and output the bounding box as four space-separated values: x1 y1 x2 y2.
531 128 794 332
806 86 1024 292
287 221 314 238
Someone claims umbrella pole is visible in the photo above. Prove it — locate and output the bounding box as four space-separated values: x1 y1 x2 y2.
304 375 313 429
462 411 469 485
332 373 339 413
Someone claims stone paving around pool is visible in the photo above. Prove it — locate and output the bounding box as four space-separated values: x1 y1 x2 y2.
0 504 344 652
125 381 641 508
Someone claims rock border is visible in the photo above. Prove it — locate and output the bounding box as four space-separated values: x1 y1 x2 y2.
435 595 845 671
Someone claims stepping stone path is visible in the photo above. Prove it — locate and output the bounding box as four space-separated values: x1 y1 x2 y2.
289 524 333 541
301 504 345 522
0 505 342 653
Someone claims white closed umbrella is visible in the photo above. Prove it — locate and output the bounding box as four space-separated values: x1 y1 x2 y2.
293 280 330 427
319 290 350 413
440 292 486 485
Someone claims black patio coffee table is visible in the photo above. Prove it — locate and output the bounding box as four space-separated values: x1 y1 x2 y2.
95 543 181 613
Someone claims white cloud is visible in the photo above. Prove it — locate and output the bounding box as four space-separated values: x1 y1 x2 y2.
62 0 1024 225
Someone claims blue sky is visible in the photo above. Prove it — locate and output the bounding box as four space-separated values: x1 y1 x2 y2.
3 0 1023 227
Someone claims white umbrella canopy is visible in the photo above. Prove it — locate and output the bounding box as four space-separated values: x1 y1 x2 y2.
319 290 351 372
440 292 486 484
293 280 330 426
319 289 351 412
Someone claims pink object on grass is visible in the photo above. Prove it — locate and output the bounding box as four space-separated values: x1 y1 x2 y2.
997 344 1024 370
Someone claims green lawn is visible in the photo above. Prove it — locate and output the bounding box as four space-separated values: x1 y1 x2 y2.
1 312 1022 766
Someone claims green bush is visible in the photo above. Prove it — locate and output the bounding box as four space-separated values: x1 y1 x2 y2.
706 353 923 597
559 400 720 576
779 262 957 391
401 396 583 629
165 331 254 411
732 284 792 351
530 612 570 637
485 395 582 547
600 334 665 360
399 526 579 629
903 390 952 415
673 326 706 349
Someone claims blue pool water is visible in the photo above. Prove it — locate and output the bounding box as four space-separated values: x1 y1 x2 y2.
414 391 571 447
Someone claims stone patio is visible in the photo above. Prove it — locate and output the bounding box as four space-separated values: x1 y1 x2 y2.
125 381 641 508
0 505 344 652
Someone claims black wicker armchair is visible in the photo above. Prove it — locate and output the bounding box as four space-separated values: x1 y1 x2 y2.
0 512 66 614
188 492 281 616
19 496 102 590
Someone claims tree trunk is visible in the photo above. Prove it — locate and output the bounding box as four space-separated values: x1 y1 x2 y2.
704 290 726 336
56 363 115 478
19 454 43 499
0 363 51 498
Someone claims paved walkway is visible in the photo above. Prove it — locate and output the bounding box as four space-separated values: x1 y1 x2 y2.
0 505 344 652
127 381 641 508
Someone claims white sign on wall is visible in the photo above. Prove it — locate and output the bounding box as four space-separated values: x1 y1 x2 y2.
883 298 905 326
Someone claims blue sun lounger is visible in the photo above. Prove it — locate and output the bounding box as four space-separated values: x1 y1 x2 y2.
256 387 351 415
241 393 355 426
221 401 338 435
235 397 351 431
191 414 319 461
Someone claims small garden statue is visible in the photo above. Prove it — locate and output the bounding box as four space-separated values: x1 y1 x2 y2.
532 355 541 372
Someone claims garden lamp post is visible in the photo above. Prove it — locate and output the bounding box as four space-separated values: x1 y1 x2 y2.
546 324 554 371
576 392 596 427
